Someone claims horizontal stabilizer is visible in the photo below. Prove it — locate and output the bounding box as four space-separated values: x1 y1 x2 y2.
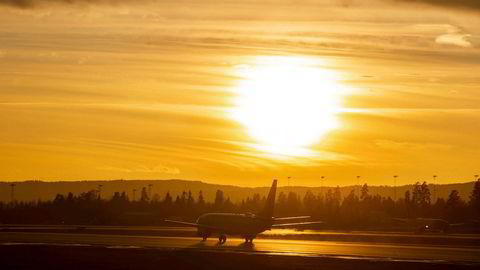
274 216 310 221
391 218 409 223
164 219 223 231
164 220 200 227
271 221 324 228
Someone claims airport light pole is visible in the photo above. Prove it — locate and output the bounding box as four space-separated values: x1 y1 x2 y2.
321 176 325 195
287 176 291 190
433 175 437 203
98 184 103 199
356 176 360 196
133 189 137 201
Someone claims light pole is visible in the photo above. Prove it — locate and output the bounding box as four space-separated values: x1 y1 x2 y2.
321 176 325 195
433 175 437 203
98 184 103 199
393 175 398 202
133 189 137 201
356 176 360 196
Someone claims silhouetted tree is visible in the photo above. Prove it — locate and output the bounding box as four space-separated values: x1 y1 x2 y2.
360 184 369 200
412 182 421 207
120 192 128 202
197 191 205 206
470 180 480 218
164 192 173 205
276 192 287 216
66 192 74 204
341 190 359 227
404 190 412 217
152 193 160 202
445 190 464 222
214 190 224 206
420 181 431 206
180 191 187 206
112 192 121 203
286 192 300 215
303 190 316 214
53 194 65 204
224 197 234 211
187 190 194 207
1 181 478 229
140 187 149 202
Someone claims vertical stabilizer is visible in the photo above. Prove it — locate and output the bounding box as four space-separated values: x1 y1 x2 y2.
258 179 277 218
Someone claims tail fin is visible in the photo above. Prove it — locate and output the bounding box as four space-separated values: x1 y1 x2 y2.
258 179 277 218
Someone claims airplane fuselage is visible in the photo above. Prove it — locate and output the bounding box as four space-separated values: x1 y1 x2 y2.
196 213 273 237
414 218 450 233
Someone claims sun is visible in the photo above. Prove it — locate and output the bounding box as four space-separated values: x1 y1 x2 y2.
231 56 344 157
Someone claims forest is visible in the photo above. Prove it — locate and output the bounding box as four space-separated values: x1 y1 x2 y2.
1 180 479 230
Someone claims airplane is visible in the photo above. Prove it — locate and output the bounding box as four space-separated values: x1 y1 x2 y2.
165 179 322 243
391 217 465 233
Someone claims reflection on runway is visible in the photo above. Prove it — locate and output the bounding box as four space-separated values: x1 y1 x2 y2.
1 232 480 264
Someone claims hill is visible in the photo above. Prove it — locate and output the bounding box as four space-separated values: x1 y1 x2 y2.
0 179 477 203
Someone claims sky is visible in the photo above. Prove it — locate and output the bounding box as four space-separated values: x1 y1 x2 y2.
0 0 479 187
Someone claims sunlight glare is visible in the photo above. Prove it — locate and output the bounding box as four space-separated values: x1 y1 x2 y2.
231 56 345 157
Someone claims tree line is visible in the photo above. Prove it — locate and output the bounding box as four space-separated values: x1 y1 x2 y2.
1 180 479 229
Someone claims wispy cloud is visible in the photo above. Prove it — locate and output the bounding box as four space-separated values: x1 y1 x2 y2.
1 0 480 11
398 0 480 10
99 164 180 174
375 139 453 151
436 33 473 48
0 0 134 8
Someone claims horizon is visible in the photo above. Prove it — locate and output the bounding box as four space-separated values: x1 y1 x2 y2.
1 178 478 203
0 178 477 188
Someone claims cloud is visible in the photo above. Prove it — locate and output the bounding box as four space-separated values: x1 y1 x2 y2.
398 0 480 10
0 0 62 8
436 33 473 48
430 24 474 48
1 0 479 11
375 139 453 151
0 0 131 8
100 164 180 174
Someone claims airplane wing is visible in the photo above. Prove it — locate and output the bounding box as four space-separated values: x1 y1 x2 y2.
271 221 324 228
274 216 310 221
164 220 200 227
391 218 410 223
164 219 223 231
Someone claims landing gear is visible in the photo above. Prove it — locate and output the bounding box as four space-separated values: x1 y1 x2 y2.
198 230 210 241
244 236 255 243
218 234 227 244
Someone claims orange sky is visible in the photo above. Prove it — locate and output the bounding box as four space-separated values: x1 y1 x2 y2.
0 0 479 186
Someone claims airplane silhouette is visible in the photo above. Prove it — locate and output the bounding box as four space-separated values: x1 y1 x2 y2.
392 217 466 233
165 179 322 243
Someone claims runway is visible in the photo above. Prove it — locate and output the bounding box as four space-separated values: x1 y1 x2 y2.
1 232 479 264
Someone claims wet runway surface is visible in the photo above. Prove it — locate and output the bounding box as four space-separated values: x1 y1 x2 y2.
1 232 479 264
